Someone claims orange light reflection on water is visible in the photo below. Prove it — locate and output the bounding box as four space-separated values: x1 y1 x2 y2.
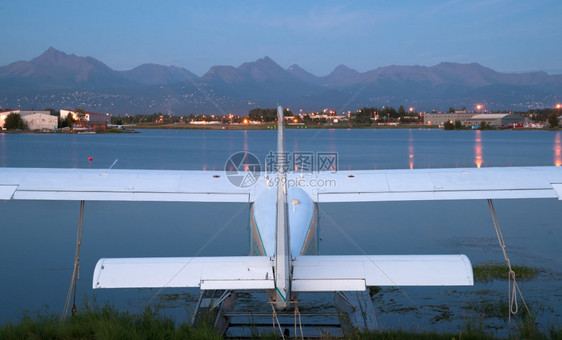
201 130 208 170
554 132 562 166
408 131 414 169
474 130 483 168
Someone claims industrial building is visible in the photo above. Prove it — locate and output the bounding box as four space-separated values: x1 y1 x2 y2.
22 112 58 131
467 113 526 127
423 112 477 127
0 110 57 131
424 112 526 128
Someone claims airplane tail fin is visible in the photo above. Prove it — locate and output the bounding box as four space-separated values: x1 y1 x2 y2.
274 105 291 308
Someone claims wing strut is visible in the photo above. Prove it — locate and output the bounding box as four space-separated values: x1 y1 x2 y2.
62 200 85 320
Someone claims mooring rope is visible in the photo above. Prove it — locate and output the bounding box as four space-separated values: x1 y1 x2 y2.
62 200 85 320
487 199 531 322
268 299 285 340
294 305 304 340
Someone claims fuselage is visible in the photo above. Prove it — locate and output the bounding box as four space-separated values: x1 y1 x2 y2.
250 186 318 257
250 185 318 308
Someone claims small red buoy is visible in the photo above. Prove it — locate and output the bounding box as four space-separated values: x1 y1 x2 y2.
88 157 93 162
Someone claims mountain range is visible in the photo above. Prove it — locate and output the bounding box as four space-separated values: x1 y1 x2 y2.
0 47 560 115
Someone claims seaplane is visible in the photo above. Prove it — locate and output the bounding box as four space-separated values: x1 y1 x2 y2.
107 123 136 130
1 106 562 336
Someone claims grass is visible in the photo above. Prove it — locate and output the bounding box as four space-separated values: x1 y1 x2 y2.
472 263 541 283
1 301 561 339
0 304 221 340
463 299 510 318
369 286 383 297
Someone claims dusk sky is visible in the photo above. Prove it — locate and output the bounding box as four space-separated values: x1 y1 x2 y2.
2 1 561 76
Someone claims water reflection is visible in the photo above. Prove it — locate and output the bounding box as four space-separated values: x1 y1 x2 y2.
474 130 483 168
292 131 299 171
72 135 78 168
0 133 5 167
202 131 208 170
554 132 561 166
327 128 337 154
408 130 414 169
243 130 248 153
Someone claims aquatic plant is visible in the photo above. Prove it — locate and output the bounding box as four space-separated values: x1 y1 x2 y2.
472 263 540 282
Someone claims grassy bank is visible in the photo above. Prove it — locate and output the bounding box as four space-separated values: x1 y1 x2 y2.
1 303 560 339
0 304 221 340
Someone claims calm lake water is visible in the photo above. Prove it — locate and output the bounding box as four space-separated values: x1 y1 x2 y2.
1 128 561 335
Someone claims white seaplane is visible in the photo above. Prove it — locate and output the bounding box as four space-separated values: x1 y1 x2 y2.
1 106 562 334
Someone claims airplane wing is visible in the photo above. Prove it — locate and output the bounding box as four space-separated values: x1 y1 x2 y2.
3 166 561 203
0 167 251 202
305 166 562 202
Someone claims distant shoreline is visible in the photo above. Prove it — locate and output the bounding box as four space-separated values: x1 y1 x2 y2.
134 123 433 130
2 123 558 133
106 123 558 131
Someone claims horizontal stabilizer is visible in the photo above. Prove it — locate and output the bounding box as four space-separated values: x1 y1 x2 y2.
292 255 473 292
0 185 17 199
94 255 472 292
93 256 274 290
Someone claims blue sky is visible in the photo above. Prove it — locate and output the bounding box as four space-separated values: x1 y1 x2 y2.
2 1 561 76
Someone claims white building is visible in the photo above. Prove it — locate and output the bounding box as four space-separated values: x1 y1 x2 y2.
0 110 56 130
22 113 58 131
61 109 111 124
424 112 526 127
467 113 526 127
423 112 477 126
60 109 74 120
